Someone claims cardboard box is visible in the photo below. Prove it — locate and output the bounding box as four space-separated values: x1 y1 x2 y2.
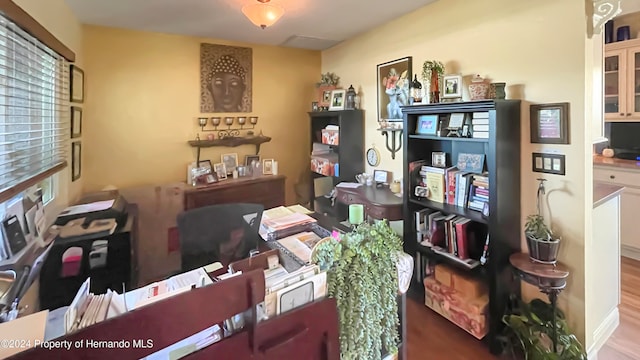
434 264 487 299
321 129 339 145
310 155 337 176
424 277 488 339
434 263 454 287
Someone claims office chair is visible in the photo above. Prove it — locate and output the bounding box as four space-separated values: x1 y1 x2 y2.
176 203 264 272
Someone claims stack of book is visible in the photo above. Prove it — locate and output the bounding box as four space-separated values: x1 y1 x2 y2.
467 174 489 212
471 112 489 138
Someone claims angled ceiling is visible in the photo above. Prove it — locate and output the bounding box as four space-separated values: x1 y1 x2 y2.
64 0 437 50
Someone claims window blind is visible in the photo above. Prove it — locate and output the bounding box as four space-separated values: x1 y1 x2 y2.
0 13 69 196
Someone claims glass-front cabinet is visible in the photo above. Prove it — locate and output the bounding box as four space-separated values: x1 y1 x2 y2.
604 39 640 121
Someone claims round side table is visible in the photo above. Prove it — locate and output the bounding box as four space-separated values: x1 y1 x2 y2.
509 252 569 353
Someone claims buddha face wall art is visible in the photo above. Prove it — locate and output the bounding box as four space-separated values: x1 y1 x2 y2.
200 43 253 113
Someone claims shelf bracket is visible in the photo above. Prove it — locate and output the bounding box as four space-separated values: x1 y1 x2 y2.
379 129 403 160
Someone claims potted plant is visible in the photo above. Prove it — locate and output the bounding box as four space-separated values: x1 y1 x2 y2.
311 220 403 360
525 180 560 264
421 60 445 103
501 298 587 360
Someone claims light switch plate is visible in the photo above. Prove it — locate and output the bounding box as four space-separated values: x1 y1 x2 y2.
532 152 565 175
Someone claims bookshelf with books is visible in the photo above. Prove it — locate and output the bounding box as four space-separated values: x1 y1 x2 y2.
402 100 521 353
308 110 364 217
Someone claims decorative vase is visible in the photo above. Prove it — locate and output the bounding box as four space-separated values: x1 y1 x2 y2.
469 75 489 101
430 71 440 103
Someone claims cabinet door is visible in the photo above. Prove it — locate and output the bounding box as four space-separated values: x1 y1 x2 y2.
621 187 640 249
626 46 640 119
604 49 627 121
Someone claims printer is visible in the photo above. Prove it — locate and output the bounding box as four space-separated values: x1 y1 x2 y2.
54 193 128 229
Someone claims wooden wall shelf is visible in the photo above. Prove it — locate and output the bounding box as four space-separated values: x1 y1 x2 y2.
188 135 271 163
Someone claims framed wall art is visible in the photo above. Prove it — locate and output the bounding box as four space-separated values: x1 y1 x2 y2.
221 153 239 173
70 64 84 103
200 43 252 113
71 141 81 181
442 74 462 99
71 106 82 138
377 57 412 122
329 89 346 111
530 102 569 144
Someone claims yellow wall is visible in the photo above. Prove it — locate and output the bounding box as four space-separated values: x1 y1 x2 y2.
322 0 592 343
82 26 320 205
13 0 84 216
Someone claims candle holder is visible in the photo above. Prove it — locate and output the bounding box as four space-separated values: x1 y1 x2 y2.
198 115 259 139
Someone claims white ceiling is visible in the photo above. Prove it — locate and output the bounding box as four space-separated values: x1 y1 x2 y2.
64 0 437 50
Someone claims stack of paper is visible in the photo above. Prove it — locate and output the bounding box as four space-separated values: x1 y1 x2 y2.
261 264 326 318
260 212 317 241
276 232 322 263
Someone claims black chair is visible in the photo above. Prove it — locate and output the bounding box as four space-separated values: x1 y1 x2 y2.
176 203 264 272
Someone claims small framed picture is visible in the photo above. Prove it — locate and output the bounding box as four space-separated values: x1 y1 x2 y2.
373 170 391 184
71 141 81 181
442 74 462 99
432 152 446 167
245 155 260 166
311 101 319 112
221 153 238 174
213 163 227 180
461 124 471 137
71 106 82 138
530 102 569 144
70 64 84 103
263 159 274 175
415 114 439 135
329 89 346 111
197 160 212 172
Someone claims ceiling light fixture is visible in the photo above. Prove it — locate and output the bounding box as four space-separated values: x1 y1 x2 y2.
242 0 284 29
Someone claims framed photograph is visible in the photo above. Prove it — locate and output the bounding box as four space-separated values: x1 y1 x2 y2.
442 74 462 99
213 163 227 180
415 114 439 135
329 89 346 111
221 153 238 174
311 101 319 112
70 64 84 103
377 57 412 122
461 124 471 137
71 106 82 138
432 152 446 167
71 141 81 181
263 159 274 175
245 155 260 166
530 102 569 144
317 86 335 108
457 152 486 173
198 160 213 172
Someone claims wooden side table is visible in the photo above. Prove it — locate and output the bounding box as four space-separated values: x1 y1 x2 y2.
509 252 569 353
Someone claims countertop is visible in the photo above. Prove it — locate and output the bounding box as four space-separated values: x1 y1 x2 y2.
593 155 640 171
593 182 624 208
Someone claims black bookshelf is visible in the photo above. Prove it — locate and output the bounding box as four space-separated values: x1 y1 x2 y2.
402 100 521 354
308 110 364 216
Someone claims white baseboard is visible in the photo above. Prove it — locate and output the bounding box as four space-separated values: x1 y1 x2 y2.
587 307 620 360
621 245 640 261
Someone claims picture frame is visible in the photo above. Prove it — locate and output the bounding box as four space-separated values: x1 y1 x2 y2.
328 89 346 111
442 74 462 99
311 101 319 112
373 170 391 184
197 160 213 172
457 153 485 173
377 57 412 122
530 102 569 144
432 152 446 167
70 64 84 103
221 153 238 174
213 163 227 180
415 114 439 135
263 159 274 175
245 155 260 166
71 106 82 138
317 86 335 108
71 141 81 181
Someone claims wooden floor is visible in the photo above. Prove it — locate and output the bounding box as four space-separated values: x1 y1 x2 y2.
598 257 640 360
405 257 640 360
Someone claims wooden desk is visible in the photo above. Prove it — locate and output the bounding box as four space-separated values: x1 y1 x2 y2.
184 175 286 210
335 185 403 221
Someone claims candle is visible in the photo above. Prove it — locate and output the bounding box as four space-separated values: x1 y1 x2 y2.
348 204 364 226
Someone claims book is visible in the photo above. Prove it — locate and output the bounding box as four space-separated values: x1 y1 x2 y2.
454 218 473 259
445 167 459 205
472 131 489 139
425 172 445 203
471 118 489 125
472 124 489 132
472 112 489 119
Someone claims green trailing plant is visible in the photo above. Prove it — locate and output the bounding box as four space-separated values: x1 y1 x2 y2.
311 221 403 360
501 298 587 360
525 214 554 241
316 72 340 87
421 60 445 83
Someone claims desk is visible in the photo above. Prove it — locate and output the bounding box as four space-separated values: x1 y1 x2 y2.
184 175 285 210
335 185 403 221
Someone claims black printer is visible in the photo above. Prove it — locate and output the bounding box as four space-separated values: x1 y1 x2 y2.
54 192 128 228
